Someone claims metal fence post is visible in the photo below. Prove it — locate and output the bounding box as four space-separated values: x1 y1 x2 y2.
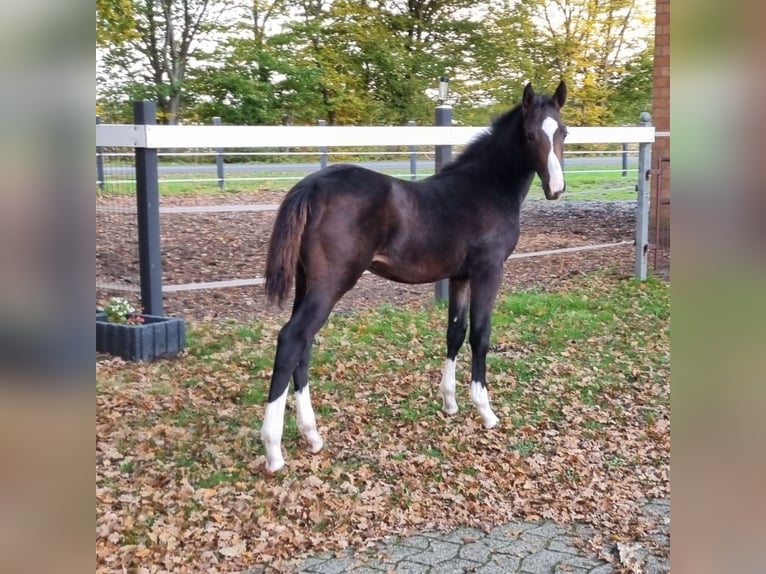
318 119 328 169
634 112 653 281
408 120 417 181
133 101 164 315
213 116 225 190
96 116 105 192
434 105 452 302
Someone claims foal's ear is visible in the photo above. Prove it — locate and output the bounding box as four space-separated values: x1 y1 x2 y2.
522 82 535 114
553 80 567 109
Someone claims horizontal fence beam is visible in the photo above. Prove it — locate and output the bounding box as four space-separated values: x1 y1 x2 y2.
97 124 655 149
96 204 281 215
96 124 147 147
103 240 630 295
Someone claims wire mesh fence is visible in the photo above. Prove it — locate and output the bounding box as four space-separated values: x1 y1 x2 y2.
96 150 139 304
95 118 659 320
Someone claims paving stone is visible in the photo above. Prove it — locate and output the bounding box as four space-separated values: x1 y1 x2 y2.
547 535 581 555
297 555 330 570
436 526 488 544
588 564 616 574
643 497 670 508
349 560 389 572
474 555 522 573
306 556 355 574
567 523 598 539
560 555 606 569
287 498 669 574
434 557 484 573
494 534 548 558
641 502 670 520
487 522 541 540
398 535 434 550
391 561 431 574
408 540 461 566
644 554 670 574
520 549 571 573
458 540 494 563
524 522 567 538
374 543 421 563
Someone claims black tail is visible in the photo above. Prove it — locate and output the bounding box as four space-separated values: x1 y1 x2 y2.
264 185 310 308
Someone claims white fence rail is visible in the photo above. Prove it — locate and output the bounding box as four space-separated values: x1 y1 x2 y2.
97 124 654 149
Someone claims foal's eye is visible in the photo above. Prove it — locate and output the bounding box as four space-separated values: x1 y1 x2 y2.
526 132 535 142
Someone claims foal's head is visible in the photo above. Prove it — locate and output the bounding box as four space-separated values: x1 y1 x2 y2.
521 81 568 200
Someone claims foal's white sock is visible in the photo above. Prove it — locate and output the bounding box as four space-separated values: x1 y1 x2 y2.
440 358 458 415
470 381 499 429
296 384 324 453
261 388 288 472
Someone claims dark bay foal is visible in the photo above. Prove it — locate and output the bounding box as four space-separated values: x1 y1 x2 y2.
261 81 568 472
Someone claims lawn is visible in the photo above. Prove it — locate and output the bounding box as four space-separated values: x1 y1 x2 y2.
99 161 640 202
96 271 669 572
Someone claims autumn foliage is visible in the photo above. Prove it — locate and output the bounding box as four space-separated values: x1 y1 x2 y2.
97 273 669 572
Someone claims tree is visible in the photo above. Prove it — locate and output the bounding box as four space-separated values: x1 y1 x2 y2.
97 0 655 127
97 0 137 46
266 0 480 125
98 0 235 124
472 0 653 126
607 46 653 125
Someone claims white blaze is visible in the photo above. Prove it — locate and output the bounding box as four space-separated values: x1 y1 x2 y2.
295 384 324 453
542 117 565 194
440 358 458 415
261 388 288 472
470 381 499 429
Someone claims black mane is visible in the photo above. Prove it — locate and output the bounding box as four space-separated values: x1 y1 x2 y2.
435 103 527 201
438 94 558 189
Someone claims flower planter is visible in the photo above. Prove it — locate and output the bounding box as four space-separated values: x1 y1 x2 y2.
96 313 186 362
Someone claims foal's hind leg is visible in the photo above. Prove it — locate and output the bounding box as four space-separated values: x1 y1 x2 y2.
468 266 503 429
293 346 324 454
440 277 469 415
261 292 336 472
290 269 323 454
262 256 368 472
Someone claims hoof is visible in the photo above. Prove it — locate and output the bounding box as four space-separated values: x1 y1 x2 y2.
307 436 324 454
483 414 500 429
442 404 458 416
265 458 285 473
264 442 286 473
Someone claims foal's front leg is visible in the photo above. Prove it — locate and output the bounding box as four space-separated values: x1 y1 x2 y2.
468 269 503 429
440 278 469 415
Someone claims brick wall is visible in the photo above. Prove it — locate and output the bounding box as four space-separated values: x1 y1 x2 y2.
650 0 670 245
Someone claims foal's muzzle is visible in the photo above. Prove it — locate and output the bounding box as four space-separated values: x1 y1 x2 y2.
543 180 566 200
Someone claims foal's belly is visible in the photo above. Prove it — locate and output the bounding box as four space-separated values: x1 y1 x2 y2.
368 254 452 284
